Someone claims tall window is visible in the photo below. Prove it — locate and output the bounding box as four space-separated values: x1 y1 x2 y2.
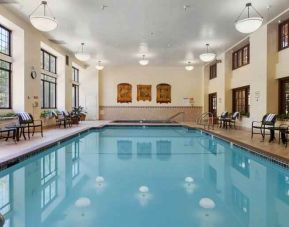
41 74 56 109
41 49 57 74
0 25 12 109
72 67 79 108
209 63 217 79
0 25 11 56
41 49 57 109
232 86 250 116
0 60 11 109
279 77 289 114
232 44 250 70
279 19 289 51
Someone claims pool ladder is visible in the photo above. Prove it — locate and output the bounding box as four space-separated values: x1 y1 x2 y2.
167 112 185 122
196 112 214 130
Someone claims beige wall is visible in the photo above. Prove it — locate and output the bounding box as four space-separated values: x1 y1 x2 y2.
0 6 98 121
99 66 204 107
203 20 289 128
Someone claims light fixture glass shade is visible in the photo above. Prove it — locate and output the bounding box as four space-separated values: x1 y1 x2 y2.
185 65 194 71
30 16 57 32
96 65 104 70
139 59 149 66
235 17 263 34
199 53 216 62
75 52 91 62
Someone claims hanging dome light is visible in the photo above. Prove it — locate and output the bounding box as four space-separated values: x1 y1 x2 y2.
96 61 104 70
75 43 91 61
139 55 149 66
29 1 57 32
199 44 216 62
235 3 263 34
185 62 194 71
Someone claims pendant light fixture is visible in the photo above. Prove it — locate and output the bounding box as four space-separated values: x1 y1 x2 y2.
139 55 149 66
75 43 91 62
235 2 263 34
29 1 58 32
96 61 104 70
185 61 194 71
199 44 216 62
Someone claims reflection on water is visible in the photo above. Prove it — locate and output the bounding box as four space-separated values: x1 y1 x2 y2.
0 127 289 227
137 142 152 159
117 140 132 160
156 140 171 160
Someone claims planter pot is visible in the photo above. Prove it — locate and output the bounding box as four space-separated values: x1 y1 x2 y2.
80 114 86 121
71 117 80 125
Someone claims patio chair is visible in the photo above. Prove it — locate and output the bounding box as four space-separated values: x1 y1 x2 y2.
52 111 72 128
16 112 43 139
251 114 276 140
228 112 240 129
218 111 229 128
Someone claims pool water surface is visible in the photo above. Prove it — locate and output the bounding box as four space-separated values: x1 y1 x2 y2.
0 126 288 227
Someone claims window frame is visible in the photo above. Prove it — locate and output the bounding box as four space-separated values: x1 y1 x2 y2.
209 63 217 80
41 74 57 109
279 19 289 51
232 86 250 116
279 77 289 114
232 44 250 70
72 66 79 82
41 49 57 74
0 24 11 57
72 83 79 108
0 60 12 109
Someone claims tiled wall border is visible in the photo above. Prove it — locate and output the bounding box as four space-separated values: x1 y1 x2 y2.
1 124 289 171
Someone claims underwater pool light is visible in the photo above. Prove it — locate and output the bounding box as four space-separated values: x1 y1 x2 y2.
96 176 105 184
185 177 194 184
199 198 215 209
139 186 149 194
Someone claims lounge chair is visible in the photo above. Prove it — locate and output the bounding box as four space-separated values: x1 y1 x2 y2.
16 112 43 139
52 111 72 128
218 111 229 128
251 114 276 140
228 112 240 129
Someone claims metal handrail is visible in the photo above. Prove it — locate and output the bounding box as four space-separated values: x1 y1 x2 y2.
0 213 5 227
196 112 214 130
167 112 185 122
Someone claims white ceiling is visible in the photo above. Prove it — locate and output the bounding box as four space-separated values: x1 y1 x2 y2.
7 0 289 66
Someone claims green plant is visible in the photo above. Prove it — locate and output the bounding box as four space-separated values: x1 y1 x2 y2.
72 106 87 117
40 110 54 119
277 113 289 121
0 112 16 118
240 111 250 118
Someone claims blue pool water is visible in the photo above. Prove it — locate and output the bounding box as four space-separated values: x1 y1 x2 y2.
0 126 289 227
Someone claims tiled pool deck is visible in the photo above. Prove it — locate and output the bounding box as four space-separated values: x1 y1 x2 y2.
0 121 288 168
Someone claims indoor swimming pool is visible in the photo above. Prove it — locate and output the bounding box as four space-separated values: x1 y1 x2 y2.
0 126 288 227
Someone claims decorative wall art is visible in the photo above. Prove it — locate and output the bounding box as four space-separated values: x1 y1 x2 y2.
156 83 171 103
117 83 132 103
137 85 152 101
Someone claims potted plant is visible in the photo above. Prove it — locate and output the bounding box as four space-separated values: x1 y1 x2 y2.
72 106 87 123
0 112 17 119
